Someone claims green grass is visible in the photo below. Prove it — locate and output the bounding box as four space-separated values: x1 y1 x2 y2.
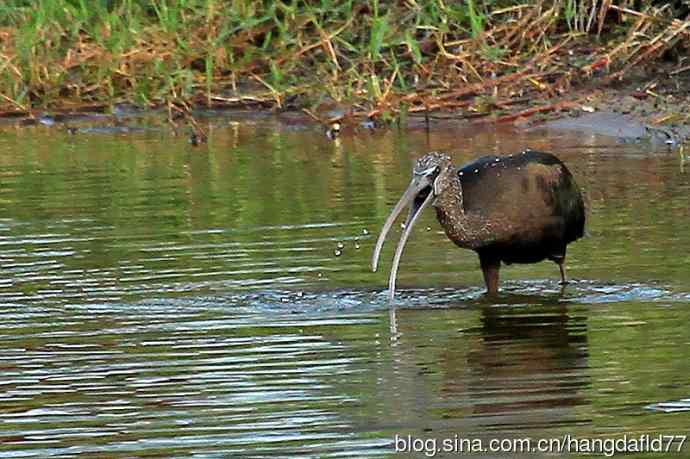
0 1 686 114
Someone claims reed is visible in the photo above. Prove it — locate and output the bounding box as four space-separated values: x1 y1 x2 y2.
0 1 687 121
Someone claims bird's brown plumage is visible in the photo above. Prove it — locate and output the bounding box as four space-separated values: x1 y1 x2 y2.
373 150 585 298
437 150 584 262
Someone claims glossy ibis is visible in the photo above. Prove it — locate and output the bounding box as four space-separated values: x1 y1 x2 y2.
372 150 585 299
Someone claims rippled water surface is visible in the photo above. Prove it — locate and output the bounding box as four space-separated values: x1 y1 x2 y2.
1 117 689 458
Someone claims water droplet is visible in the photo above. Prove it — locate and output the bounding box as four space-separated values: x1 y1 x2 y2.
317 272 323 278
335 249 342 257
459 171 464 176
336 242 344 249
474 169 479 173
426 226 431 231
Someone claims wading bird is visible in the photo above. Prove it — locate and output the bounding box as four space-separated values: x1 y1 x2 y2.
372 150 585 299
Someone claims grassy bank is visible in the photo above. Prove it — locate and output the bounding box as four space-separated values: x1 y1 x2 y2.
0 1 688 123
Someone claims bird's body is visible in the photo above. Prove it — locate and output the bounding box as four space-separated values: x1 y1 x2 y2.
372 150 585 298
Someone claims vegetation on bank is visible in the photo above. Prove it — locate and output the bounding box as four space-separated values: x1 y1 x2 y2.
0 1 688 124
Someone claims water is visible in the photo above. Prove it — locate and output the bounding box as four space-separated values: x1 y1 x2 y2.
0 117 689 458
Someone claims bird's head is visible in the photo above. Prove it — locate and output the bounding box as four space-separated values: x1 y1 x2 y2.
371 152 455 301
412 152 455 197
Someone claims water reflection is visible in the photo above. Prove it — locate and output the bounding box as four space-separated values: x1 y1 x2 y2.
0 119 689 457
465 304 589 424
381 301 589 438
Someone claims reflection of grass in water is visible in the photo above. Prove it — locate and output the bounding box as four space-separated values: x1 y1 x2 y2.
679 144 686 173
2 125 690 302
586 300 690 438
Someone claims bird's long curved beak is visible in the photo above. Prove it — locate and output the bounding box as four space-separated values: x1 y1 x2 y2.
371 176 435 301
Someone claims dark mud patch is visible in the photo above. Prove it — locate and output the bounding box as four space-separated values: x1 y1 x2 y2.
537 65 690 144
539 110 690 145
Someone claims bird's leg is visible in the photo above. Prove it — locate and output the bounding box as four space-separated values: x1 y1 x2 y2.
479 254 500 296
556 257 568 285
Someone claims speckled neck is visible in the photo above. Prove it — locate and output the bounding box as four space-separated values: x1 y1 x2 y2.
433 170 466 242
433 169 492 250
433 169 463 214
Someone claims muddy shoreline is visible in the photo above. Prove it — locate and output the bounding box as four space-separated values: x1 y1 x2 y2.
2 66 689 146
